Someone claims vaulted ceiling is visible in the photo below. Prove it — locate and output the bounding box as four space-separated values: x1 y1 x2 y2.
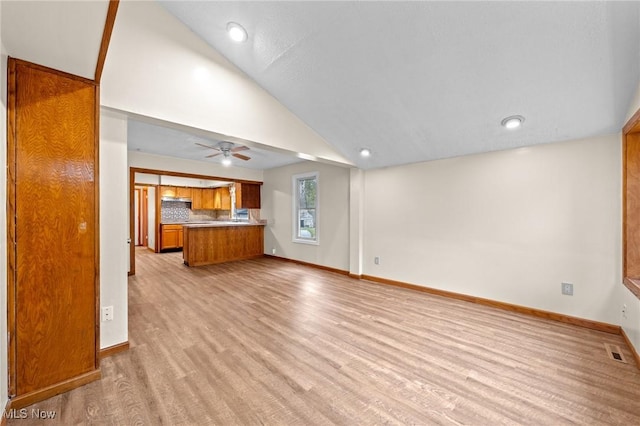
159 1 640 169
3 1 640 170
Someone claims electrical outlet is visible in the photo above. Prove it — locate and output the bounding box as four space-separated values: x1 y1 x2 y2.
561 282 573 296
374 256 380 265
101 306 114 322
622 304 628 319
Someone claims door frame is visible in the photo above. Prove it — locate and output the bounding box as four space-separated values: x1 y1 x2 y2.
128 167 262 276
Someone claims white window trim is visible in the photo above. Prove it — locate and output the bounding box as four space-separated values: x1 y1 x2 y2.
292 171 319 245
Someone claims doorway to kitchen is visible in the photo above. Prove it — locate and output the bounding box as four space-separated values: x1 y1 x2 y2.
128 167 262 275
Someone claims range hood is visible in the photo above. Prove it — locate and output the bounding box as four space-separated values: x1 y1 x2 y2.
161 196 192 202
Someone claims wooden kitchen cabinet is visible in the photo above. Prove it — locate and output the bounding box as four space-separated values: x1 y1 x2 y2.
236 183 261 208
161 224 184 250
214 187 231 210
202 188 215 209
160 185 177 198
176 187 192 198
191 188 203 209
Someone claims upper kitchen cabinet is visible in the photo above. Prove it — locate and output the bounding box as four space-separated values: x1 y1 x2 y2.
160 185 176 198
191 188 203 209
176 187 192 198
160 185 191 199
214 187 231 210
236 183 261 209
202 188 215 210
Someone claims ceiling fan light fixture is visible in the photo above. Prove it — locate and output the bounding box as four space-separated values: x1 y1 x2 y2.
359 148 371 157
501 115 525 129
222 157 232 166
227 22 248 43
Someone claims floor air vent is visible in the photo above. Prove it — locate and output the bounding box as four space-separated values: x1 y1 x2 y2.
604 343 627 364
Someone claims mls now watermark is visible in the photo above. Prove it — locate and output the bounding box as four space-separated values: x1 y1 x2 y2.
4 408 57 420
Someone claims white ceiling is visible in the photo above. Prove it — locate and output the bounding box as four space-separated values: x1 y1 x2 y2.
128 119 302 170
1 0 109 80
158 1 640 169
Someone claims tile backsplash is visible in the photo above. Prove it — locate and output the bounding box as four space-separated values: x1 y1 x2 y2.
161 202 260 223
161 201 190 222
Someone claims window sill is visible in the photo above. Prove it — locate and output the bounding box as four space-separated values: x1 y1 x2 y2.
292 238 319 246
624 277 640 301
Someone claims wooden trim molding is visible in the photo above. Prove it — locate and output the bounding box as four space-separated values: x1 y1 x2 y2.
7 57 17 398
9 370 101 410
623 277 640 300
360 274 621 335
623 107 640 302
262 257 621 336
623 107 640 134
130 167 263 185
95 0 120 83
621 328 640 370
129 167 135 275
264 254 350 276
10 58 96 86
99 341 130 360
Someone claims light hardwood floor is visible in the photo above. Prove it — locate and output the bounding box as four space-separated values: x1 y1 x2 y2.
9 248 640 425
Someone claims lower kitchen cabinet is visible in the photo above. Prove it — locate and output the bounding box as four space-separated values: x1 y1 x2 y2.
161 224 184 250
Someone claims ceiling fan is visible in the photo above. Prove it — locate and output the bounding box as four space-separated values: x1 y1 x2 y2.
195 141 251 162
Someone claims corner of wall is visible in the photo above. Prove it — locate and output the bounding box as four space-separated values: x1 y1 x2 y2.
99 110 129 348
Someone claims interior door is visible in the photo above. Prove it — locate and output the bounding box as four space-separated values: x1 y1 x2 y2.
9 59 99 398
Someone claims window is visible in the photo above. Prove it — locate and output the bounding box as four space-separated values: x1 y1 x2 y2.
293 172 319 244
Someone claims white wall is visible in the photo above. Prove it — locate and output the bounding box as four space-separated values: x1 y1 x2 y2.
263 161 350 271
100 110 129 348
363 135 622 324
102 1 351 167
134 173 160 185
129 151 263 183
0 0 9 409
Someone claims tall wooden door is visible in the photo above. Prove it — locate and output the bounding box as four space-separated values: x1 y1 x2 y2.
8 59 99 401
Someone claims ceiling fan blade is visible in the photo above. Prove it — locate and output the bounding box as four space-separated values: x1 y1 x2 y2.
206 153 222 158
233 153 251 161
195 142 219 150
231 146 249 153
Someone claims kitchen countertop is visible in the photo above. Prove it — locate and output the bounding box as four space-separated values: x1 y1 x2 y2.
180 221 266 228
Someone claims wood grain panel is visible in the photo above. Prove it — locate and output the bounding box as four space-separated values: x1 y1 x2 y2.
183 225 264 266
191 187 203 209
176 186 192 198
625 131 640 278
202 188 215 209
13 60 98 395
238 182 261 208
94 0 120 83
11 250 640 424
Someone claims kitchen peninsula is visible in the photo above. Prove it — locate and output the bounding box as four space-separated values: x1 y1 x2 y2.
182 222 265 266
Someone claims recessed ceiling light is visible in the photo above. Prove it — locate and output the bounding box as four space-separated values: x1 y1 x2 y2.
222 157 232 166
359 148 371 157
501 115 525 129
227 22 248 43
